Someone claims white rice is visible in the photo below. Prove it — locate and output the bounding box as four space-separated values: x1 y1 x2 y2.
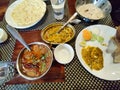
11 0 46 26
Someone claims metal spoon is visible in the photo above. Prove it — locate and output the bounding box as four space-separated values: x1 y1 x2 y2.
70 19 81 24
57 12 78 33
6 25 31 51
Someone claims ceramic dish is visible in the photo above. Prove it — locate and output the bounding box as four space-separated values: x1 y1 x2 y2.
54 44 74 64
5 0 46 29
75 24 120 81
0 28 8 43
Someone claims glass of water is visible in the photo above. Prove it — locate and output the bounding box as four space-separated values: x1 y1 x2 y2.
50 0 66 20
0 62 9 85
0 61 15 85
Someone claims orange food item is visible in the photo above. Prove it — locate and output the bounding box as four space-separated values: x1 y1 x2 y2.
82 29 92 41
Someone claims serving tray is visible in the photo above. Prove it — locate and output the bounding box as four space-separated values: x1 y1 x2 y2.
6 30 65 84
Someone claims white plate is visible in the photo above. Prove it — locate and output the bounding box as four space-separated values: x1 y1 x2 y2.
5 0 46 29
75 24 120 81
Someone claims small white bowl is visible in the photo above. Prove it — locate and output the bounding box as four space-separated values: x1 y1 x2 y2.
0 28 8 43
54 44 74 64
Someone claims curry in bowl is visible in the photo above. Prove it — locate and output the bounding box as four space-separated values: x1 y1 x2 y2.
16 42 53 80
81 46 103 71
41 22 75 44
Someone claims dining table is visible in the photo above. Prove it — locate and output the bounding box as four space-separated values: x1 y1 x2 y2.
0 0 120 90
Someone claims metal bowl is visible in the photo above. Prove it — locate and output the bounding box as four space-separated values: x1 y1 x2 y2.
16 42 53 80
75 0 112 22
41 22 75 44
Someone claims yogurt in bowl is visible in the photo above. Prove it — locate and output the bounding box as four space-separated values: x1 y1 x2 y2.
54 44 74 64
0 28 8 43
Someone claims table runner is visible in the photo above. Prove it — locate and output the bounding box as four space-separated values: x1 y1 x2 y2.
0 0 120 90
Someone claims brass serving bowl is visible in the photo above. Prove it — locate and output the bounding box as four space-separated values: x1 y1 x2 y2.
41 22 75 44
16 42 53 80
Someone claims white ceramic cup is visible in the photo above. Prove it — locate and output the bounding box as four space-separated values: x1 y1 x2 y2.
0 28 8 43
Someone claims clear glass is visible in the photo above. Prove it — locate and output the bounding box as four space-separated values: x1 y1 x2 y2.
0 61 15 85
0 62 9 85
50 0 66 20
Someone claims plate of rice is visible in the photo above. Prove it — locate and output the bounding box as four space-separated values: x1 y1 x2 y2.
5 0 46 29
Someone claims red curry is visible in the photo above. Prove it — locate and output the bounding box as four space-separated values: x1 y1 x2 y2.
19 44 52 77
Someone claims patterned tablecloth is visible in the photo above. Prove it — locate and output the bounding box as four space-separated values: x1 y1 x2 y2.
0 0 120 90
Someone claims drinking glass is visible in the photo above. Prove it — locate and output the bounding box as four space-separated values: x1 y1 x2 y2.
0 61 15 85
50 0 66 20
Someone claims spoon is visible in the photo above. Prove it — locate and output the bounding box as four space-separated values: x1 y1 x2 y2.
57 12 78 33
6 25 31 51
70 19 81 24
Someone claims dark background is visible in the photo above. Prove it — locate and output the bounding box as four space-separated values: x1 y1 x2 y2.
109 0 120 26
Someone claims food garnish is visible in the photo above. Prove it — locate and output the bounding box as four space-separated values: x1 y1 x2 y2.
91 33 104 43
82 29 92 41
79 40 86 47
80 29 104 46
